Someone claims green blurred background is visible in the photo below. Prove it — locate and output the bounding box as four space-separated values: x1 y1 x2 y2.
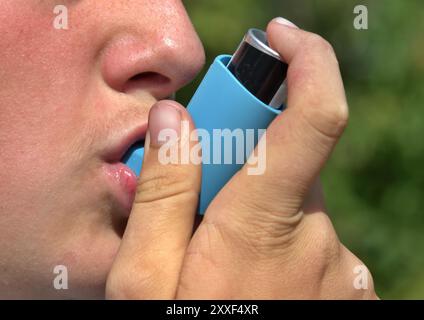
179 0 424 299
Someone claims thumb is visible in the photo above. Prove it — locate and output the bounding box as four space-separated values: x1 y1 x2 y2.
106 100 201 299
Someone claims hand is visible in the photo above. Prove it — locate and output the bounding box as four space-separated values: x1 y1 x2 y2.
105 18 378 299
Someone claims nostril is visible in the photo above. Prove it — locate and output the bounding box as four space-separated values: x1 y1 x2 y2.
123 72 171 96
129 71 169 83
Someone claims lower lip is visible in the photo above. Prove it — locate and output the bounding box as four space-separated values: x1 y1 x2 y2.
103 162 138 217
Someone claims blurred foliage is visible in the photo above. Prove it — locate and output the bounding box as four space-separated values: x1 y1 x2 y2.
179 0 424 299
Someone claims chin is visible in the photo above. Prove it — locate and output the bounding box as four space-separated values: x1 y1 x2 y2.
75 231 124 299
37 225 123 300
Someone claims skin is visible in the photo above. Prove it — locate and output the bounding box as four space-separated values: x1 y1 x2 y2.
0 0 204 299
0 1 377 299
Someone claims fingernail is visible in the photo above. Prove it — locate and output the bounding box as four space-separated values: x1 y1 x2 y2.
273 17 299 29
148 102 181 147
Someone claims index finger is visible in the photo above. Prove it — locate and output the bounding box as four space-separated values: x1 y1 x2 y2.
209 19 348 222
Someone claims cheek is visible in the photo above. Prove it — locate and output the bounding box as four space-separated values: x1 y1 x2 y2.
0 3 95 190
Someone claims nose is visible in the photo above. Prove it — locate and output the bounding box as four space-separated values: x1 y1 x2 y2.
100 1 205 100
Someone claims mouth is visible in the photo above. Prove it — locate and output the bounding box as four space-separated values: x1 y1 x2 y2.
99 95 175 218
101 123 148 218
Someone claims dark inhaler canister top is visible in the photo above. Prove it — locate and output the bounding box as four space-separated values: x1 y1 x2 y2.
227 28 288 109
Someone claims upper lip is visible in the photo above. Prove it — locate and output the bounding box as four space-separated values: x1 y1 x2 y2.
100 94 175 163
103 121 148 163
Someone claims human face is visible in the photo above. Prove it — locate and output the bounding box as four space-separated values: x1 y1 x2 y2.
0 0 205 299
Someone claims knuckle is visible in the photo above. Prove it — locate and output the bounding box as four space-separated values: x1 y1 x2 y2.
300 214 342 267
336 252 378 299
307 33 337 59
345 251 378 299
293 35 348 141
215 200 304 257
300 97 349 140
135 166 199 204
302 32 339 71
297 216 378 299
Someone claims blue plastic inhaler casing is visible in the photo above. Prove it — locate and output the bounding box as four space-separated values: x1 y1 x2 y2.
122 29 286 214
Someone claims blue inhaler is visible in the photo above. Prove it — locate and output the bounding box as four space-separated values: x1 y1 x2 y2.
122 28 288 214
